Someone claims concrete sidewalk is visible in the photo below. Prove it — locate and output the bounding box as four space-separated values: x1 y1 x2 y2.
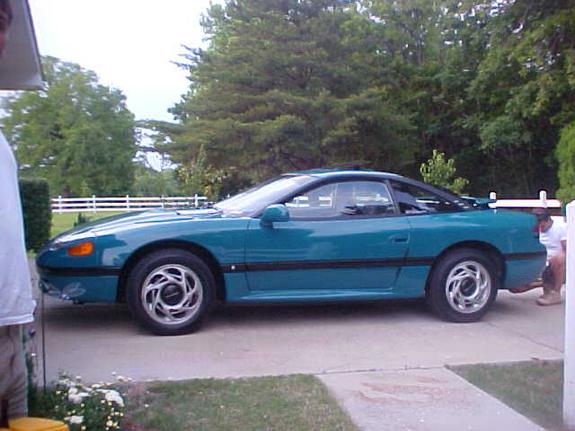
319 367 543 431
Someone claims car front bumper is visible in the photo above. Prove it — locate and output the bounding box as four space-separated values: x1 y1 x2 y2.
37 266 120 303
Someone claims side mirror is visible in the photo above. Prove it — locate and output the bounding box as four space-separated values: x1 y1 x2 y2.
260 204 290 228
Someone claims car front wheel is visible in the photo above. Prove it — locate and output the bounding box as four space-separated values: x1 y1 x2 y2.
426 249 498 323
126 249 215 335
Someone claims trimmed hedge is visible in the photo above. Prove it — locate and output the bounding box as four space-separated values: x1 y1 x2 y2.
19 178 52 252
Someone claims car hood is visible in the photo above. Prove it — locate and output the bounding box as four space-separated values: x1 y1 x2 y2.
55 208 225 241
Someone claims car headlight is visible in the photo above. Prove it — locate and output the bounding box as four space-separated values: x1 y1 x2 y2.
67 241 95 257
50 231 96 254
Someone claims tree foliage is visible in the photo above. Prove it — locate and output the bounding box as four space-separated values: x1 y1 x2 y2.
420 150 469 194
164 0 418 191
157 0 575 198
2 57 137 196
466 0 575 195
132 165 182 197
557 121 575 203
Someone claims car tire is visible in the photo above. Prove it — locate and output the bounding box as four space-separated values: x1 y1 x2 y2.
126 249 215 335
426 248 498 323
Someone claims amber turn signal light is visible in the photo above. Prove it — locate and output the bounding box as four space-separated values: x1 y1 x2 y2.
67 241 95 257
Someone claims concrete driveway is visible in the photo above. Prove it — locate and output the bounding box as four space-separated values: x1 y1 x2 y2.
33 288 564 384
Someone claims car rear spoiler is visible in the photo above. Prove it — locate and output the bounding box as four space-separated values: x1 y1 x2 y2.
460 196 496 209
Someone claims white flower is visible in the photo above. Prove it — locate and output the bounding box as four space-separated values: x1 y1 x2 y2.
103 389 124 407
69 415 84 425
68 391 90 404
68 394 82 404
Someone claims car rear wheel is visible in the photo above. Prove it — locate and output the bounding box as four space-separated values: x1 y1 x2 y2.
426 249 498 323
126 249 215 335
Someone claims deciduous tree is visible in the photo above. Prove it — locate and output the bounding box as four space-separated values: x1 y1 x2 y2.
2 57 137 196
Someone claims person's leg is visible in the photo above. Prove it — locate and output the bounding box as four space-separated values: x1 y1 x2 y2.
0 325 28 418
537 259 563 306
550 254 565 293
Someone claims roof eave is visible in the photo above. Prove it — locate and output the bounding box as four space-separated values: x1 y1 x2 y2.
0 0 43 90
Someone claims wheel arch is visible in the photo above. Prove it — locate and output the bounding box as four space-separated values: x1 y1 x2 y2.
116 240 226 303
425 241 505 291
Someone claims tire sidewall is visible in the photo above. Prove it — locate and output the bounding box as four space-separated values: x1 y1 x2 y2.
428 249 499 323
126 249 215 335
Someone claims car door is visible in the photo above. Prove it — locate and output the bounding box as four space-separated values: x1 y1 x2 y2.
244 179 411 292
388 180 471 291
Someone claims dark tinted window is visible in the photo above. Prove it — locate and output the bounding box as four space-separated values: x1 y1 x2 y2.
286 181 395 219
390 181 458 214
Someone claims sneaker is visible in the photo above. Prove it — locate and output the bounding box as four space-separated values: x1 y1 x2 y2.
536 291 562 306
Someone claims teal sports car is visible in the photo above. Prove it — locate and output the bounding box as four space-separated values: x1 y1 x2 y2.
37 170 546 335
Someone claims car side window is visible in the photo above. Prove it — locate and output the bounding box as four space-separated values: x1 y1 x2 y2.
286 181 395 219
390 181 457 214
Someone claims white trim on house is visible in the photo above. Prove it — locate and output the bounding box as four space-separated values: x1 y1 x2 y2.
0 0 43 90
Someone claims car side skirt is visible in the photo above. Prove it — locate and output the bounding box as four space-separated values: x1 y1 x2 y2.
222 251 544 303
221 252 544 275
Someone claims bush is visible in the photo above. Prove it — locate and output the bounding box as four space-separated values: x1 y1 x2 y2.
557 121 575 204
19 178 52 252
420 150 469 194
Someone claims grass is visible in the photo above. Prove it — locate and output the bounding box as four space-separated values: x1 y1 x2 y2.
122 375 357 431
450 360 564 430
51 211 123 237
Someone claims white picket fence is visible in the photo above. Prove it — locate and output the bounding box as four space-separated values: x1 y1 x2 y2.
52 190 562 214
51 194 208 214
488 190 561 210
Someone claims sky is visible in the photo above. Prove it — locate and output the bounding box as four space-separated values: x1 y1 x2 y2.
29 0 216 122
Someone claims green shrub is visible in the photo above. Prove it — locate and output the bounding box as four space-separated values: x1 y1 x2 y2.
19 178 52 252
420 150 469 194
73 212 91 227
557 121 575 204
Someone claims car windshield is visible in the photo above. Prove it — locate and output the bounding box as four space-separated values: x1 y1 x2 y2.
214 174 316 217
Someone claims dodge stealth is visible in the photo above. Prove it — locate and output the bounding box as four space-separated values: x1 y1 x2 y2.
37 170 546 335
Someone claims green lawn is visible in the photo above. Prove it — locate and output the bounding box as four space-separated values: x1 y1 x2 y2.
51 211 124 237
122 375 357 431
450 360 564 430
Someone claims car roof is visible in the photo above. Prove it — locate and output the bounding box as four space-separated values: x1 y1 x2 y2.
283 169 470 209
288 169 405 180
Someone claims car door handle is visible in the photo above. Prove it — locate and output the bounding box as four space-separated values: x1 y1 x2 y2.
390 234 409 243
